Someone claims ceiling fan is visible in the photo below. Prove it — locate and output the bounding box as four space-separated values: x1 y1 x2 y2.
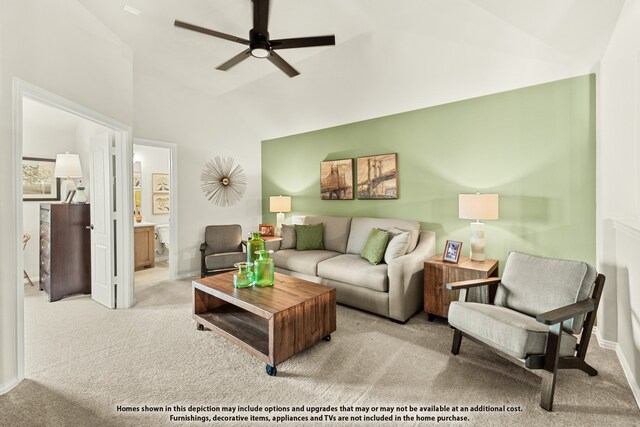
174 0 336 78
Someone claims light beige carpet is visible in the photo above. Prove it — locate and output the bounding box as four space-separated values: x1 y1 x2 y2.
1 279 638 427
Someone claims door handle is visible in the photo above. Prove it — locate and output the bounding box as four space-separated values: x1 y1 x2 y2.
86 224 94 230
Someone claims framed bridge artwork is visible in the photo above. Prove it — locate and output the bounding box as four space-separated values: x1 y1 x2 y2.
320 159 354 200
357 153 398 199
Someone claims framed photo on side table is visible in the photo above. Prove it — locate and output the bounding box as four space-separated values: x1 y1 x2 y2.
443 240 462 264
259 224 275 237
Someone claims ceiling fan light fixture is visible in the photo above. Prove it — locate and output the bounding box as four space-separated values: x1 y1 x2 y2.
250 47 270 58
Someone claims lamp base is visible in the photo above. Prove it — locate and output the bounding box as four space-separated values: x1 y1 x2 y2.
275 212 285 236
61 178 76 203
469 221 486 261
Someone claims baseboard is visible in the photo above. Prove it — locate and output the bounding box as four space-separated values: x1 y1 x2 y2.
592 327 640 409
593 326 617 349
0 378 20 395
615 344 640 409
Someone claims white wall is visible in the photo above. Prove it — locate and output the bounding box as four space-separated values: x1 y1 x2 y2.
133 74 262 277
133 144 170 225
0 0 133 394
596 0 640 407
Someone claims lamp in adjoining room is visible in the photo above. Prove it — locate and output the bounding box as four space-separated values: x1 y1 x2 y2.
458 193 499 261
270 195 291 236
54 152 83 202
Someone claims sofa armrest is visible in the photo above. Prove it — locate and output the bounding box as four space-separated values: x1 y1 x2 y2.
265 239 282 252
388 230 436 322
199 242 207 253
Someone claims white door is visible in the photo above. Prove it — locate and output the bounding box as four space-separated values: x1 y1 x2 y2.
90 132 115 308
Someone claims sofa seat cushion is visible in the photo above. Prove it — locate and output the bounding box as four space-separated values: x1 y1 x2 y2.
317 254 389 292
205 252 246 270
272 249 340 276
448 302 577 360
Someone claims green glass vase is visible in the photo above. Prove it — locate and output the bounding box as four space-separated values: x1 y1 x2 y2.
247 232 265 265
253 250 274 287
233 262 253 288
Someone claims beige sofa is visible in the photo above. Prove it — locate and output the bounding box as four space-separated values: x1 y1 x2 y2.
271 216 436 322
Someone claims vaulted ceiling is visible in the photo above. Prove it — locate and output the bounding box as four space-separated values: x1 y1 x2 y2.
78 0 626 137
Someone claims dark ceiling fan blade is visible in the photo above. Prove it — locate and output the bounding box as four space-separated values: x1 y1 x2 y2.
174 20 250 45
266 51 299 77
253 0 270 33
270 35 335 50
216 49 252 71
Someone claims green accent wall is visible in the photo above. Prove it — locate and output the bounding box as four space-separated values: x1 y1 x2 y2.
262 75 596 268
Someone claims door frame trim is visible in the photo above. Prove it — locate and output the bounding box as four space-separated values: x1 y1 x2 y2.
13 79 134 382
133 138 179 282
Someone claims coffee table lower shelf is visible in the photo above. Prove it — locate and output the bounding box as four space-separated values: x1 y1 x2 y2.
193 273 336 376
194 306 270 363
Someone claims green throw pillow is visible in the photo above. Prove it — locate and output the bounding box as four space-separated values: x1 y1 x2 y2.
295 224 324 251
361 228 390 265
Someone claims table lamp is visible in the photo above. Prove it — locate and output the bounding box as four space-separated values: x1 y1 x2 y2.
458 193 499 261
54 152 83 202
270 195 291 236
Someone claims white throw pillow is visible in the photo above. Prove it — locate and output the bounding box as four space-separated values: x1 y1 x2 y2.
384 231 410 264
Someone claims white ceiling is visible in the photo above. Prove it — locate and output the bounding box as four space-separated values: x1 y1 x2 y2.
76 0 626 138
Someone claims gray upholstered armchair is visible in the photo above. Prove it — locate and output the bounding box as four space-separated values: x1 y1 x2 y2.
199 225 246 278
446 252 605 411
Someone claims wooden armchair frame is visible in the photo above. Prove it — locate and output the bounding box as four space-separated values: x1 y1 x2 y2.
446 274 605 411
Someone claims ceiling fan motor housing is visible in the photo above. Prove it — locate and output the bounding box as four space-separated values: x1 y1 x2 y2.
249 29 270 57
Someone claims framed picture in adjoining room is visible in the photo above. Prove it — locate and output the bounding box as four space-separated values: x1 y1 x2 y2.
22 157 61 201
133 173 142 189
259 224 275 237
356 153 398 199
152 193 170 215
152 173 169 193
320 158 353 200
443 240 462 264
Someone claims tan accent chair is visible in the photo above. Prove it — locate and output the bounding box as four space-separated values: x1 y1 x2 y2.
446 252 605 411
199 225 246 278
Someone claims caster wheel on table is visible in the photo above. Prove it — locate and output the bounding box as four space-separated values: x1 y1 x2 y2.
323 335 331 342
196 323 205 331
266 365 277 376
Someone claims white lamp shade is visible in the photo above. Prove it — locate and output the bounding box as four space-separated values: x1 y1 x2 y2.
459 194 499 220
54 153 83 178
270 195 291 213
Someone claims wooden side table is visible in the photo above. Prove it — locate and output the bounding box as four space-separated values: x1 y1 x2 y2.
424 256 499 321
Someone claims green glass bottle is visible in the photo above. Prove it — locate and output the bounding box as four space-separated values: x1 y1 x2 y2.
253 250 274 287
233 262 253 288
247 232 265 265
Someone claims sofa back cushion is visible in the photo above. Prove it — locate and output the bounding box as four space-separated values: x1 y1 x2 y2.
303 216 352 253
494 252 597 334
346 217 420 255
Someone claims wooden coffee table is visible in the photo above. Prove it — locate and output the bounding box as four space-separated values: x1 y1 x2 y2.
192 272 336 376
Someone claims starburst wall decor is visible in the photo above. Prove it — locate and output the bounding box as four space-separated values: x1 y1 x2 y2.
201 156 247 207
